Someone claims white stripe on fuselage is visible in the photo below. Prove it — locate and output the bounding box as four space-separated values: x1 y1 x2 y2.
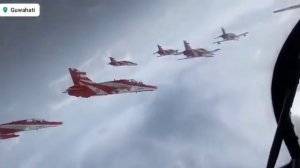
0 124 55 131
79 81 153 95
86 84 108 95
100 81 152 92
100 81 131 88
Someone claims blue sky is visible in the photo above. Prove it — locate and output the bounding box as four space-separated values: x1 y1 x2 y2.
0 0 300 167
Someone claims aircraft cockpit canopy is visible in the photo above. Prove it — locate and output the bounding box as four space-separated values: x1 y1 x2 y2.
129 79 143 85
27 119 45 123
130 79 137 83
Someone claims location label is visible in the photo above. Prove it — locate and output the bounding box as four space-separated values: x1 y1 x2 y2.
0 4 40 17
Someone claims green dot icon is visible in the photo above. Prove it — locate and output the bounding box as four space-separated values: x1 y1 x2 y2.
3 7 7 13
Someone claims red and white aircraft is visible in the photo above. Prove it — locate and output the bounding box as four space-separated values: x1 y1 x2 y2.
0 119 63 139
178 40 220 60
64 68 157 98
213 28 248 44
108 57 137 66
154 45 180 57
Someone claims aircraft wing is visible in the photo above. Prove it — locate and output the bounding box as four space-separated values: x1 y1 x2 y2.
213 40 227 44
65 85 91 92
274 4 300 13
210 49 221 53
158 51 184 57
178 57 195 60
95 82 127 94
196 48 209 52
178 55 213 60
0 133 20 139
123 61 137 65
0 128 20 139
237 32 249 37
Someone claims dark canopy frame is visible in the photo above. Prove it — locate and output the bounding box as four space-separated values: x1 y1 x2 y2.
267 20 300 168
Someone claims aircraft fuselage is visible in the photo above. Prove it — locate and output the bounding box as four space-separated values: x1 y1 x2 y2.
109 61 137 66
183 49 211 57
157 49 178 56
0 119 62 139
67 79 157 98
221 33 238 40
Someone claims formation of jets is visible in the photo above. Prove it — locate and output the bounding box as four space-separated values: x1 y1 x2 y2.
1 26 246 140
0 27 249 139
153 28 248 60
2 8 297 168
0 119 62 139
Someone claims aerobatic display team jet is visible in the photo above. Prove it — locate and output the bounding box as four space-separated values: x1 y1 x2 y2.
154 45 180 57
213 28 248 44
64 68 157 98
0 119 63 139
108 57 137 67
178 40 220 60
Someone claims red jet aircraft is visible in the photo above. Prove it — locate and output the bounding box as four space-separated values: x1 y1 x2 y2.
0 119 63 139
108 57 137 66
64 68 157 98
213 28 248 44
154 45 180 57
178 40 220 60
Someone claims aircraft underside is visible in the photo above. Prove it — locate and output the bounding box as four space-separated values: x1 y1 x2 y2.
0 124 53 131
71 86 155 97
67 80 156 98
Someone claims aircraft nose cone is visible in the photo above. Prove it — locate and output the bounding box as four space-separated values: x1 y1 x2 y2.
150 85 158 90
50 121 63 126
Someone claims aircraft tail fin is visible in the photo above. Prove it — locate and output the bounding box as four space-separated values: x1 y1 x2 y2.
183 40 192 50
221 27 226 35
69 68 93 85
109 57 116 63
157 45 163 51
153 45 163 54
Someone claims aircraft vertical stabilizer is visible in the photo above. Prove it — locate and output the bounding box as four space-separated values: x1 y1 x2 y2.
69 68 93 85
221 27 226 35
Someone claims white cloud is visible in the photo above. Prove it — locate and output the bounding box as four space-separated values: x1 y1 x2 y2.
48 48 104 88
1 0 300 168
48 97 77 111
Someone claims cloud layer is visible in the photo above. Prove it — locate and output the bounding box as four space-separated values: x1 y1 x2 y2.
0 0 300 168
